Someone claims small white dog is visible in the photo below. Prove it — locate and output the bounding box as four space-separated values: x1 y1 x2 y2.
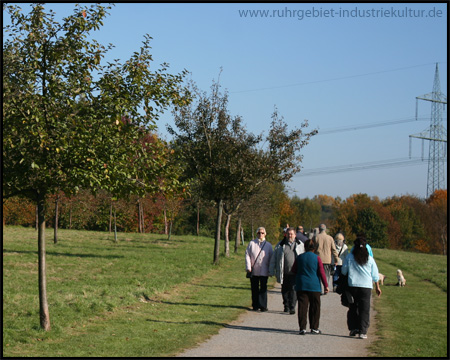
397 269 406 287
378 273 386 285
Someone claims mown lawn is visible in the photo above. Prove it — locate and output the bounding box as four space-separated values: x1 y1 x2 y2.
370 248 447 357
3 226 256 357
3 227 447 357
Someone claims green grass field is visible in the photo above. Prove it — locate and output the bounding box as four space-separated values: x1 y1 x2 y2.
3 226 448 357
371 248 447 357
3 226 256 357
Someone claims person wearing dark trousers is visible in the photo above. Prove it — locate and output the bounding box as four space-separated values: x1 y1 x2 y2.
250 276 268 311
269 227 305 314
313 224 339 294
291 239 328 335
245 227 273 311
341 236 381 339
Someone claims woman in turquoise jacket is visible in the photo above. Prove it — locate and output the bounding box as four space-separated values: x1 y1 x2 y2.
341 236 381 339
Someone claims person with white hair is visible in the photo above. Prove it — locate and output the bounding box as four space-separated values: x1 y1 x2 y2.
333 233 348 292
313 224 339 295
245 227 274 311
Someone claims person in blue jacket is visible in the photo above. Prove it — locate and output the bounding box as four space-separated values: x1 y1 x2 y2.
341 236 381 339
291 239 328 335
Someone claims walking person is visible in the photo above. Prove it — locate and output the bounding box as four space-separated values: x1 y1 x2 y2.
291 239 328 335
350 233 374 257
296 226 308 244
341 236 381 339
269 227 305 314
333 233 348 292
245 227 273 311
313 224 339 294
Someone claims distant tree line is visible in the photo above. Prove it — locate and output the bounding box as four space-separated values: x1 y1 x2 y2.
3 188 447 255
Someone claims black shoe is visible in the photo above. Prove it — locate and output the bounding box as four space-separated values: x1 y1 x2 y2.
284 307 289 313
289 309 295 315
260 307 268 312
311 329 322 334
251 307 259 311
349 329 359 337
299 329 306 335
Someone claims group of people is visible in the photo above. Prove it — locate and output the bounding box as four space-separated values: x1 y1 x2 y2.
245 224 381 338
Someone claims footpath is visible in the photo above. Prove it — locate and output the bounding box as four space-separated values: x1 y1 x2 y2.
178 283 376 357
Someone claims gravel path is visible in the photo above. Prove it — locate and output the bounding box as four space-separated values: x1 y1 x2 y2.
178 283 376 357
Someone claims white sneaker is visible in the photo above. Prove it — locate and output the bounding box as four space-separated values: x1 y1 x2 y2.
359 333 367 339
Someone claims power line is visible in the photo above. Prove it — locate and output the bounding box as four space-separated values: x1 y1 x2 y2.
296 157 438 177
230 62 445 94
316 116 433 135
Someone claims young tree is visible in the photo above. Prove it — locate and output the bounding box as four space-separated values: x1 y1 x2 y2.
169 78 317 263
3 3 189 330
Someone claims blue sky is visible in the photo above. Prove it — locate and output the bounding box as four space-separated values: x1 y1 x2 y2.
4 3 447 200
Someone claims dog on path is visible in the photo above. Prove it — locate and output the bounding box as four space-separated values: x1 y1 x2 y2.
378 273 386 285
397 269 406 287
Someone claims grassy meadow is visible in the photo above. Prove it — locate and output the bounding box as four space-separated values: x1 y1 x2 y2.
3 226 258 357
371 248 447 357
3 226 448 357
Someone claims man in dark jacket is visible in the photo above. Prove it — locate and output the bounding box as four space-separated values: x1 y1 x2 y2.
296 226 308 243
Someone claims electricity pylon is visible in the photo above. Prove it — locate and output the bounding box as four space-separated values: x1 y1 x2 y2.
409 63 447 197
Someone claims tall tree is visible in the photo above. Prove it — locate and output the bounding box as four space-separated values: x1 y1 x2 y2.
3 3 189 330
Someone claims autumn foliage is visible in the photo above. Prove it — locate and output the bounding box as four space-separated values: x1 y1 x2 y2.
3 189 447 255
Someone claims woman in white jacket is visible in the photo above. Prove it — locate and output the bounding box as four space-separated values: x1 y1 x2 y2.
245 227 273 311
333 233 348 292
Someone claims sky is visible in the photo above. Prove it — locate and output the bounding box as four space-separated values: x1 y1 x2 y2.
4 2 448 200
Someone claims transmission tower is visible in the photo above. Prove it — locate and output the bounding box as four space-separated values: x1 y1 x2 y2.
409 63 447 197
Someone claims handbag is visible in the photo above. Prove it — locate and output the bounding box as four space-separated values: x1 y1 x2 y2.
246 241 266 279
335 273 354 307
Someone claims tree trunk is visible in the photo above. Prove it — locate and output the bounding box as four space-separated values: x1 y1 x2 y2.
196 201 200 236
37 192 50 331
69 202 72 230
114 207 118 243
35 205 38 231
140 200 145 233
137 199 142 233
213 200 223 264
109 200 112 233
234 217 241 253
168 211 173 241
224 213 231 257
54 196 59 244
164 208 168 235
